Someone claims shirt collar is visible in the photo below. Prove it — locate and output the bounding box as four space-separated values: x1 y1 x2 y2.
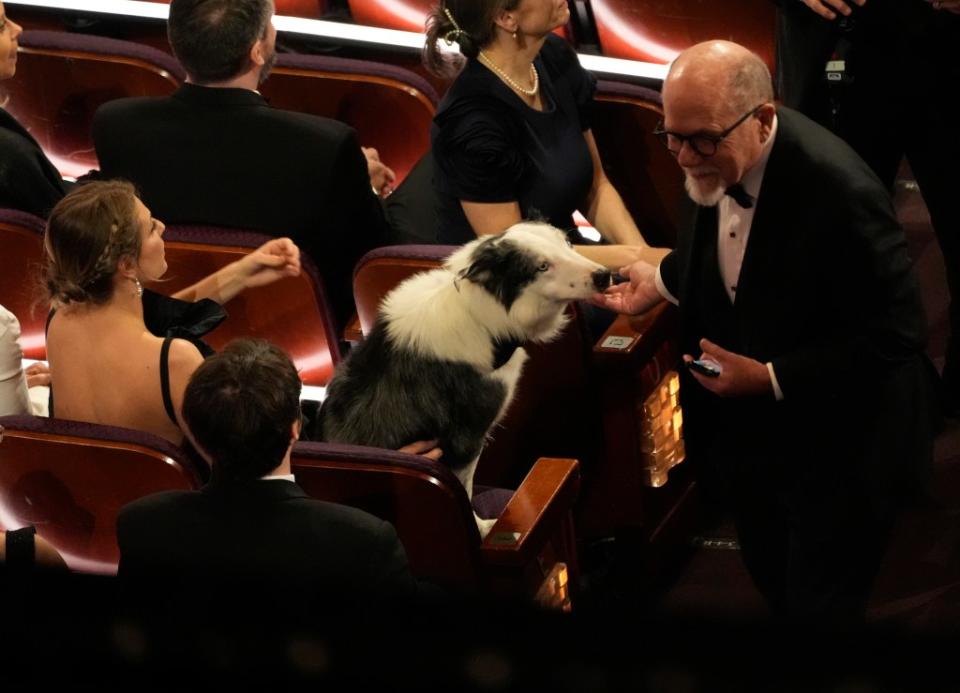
259 473 296 482
740 113 778 200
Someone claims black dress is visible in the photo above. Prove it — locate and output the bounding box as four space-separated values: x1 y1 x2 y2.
431 34 597 245
0 107 68 217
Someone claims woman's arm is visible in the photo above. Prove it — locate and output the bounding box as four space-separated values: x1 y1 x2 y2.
461 200 524 237
173 238 301 305
460 198 667 269
580 130 669 266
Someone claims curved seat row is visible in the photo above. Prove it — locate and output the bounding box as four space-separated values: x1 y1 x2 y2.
0 413 579 607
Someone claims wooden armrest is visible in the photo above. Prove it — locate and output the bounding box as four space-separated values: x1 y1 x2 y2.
592 303 679 368
342 313 364 344
480 457 579 567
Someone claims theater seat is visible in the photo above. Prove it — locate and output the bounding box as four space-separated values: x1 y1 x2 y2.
593 81 687 249
291 441 579 606
0 415 204 575
261 54 440 184
589 0 776 71
349 245 696 546
144 0 328 19
158 226 343 387
8 30 184 179
0 208 47 360
350 245 602 492
346 0 574 41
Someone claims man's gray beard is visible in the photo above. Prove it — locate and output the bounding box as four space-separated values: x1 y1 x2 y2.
684 173 725 207
258 51 276 85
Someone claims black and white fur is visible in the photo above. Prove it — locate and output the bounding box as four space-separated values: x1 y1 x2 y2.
319 222 611 537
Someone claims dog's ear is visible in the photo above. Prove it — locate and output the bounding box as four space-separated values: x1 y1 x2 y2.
459 238 537 310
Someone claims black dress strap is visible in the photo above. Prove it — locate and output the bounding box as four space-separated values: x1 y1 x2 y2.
160 336 178 426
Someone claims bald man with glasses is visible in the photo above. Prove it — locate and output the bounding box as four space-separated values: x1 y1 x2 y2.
596 40 936 623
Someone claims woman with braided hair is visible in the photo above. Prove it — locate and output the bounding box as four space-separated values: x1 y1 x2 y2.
424 0 667 269
43 180 300 447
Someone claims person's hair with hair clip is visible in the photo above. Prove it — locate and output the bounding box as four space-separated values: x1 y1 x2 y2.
43 180 143 307
423 0 519 76
42 179 302 449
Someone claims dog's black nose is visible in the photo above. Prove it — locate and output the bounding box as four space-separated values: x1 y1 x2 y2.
592 270 612 291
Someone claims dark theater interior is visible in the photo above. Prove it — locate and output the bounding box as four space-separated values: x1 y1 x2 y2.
1 0 959 688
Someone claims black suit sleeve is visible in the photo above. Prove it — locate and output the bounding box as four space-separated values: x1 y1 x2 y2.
770 179 926 398
658 250 680 301
326 128 391 252
365 518 420 600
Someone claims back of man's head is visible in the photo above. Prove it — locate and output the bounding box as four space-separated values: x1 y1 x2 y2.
168 0 273 84
182 338 302 485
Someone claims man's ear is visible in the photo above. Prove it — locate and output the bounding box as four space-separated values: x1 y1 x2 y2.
757 103 776 141
250 39 266 68
291 417 302 442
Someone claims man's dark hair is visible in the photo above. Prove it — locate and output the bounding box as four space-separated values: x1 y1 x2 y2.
182 339 302 485
168 0 273 84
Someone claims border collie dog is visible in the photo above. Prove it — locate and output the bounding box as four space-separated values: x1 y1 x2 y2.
320 222 611 537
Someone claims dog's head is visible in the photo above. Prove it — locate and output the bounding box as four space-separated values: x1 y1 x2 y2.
446 222 611 337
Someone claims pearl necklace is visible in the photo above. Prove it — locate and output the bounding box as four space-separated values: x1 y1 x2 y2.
478 51 539 97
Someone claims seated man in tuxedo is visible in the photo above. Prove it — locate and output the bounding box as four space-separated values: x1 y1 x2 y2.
595 40 935 623
117 338 421 622
93 0 401 332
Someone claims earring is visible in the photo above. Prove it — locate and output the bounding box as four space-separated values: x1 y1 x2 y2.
512 31 517 40
133 277 143 298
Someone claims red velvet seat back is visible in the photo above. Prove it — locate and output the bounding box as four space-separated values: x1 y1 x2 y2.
158 227 342 387
0 415 202 575
590 0 777 71
592 81 686 249
292 441 483 587
8 30 184 178
262 54 439 184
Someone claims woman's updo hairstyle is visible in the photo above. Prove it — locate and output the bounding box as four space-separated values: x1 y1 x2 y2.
43 180 143 306
423 0 520 76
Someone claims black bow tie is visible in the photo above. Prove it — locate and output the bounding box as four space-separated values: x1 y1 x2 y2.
725 183 754 209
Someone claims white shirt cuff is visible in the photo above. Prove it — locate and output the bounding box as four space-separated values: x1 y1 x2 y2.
655 265 679 306
766 362 784 401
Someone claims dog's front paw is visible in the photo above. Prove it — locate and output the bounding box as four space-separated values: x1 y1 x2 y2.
475 516 497 540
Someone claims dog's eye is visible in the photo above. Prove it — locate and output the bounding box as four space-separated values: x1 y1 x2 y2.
537 262 550 272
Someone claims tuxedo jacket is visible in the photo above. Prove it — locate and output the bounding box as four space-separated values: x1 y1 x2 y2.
93 84 391 330
660 107 933 514
117 478 420 619
0 107 67 217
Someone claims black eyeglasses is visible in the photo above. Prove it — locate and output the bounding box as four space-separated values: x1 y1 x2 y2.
653 104 764 158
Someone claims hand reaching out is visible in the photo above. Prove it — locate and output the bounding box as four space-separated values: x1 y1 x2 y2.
590 260 664 315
